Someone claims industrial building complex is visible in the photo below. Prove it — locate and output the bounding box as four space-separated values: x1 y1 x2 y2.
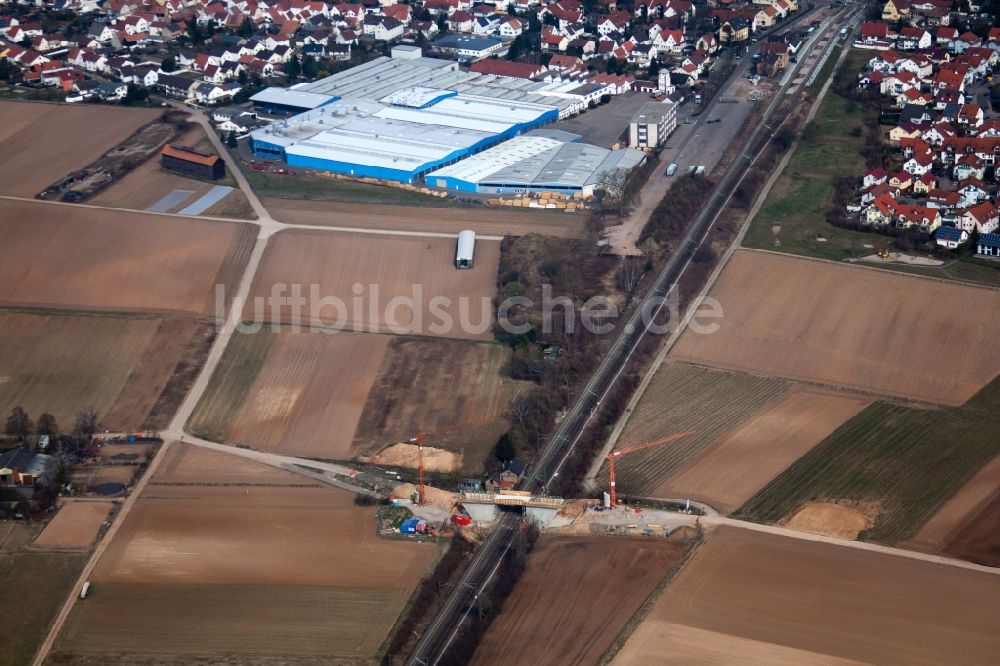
248 47 660 192
426 130 645 195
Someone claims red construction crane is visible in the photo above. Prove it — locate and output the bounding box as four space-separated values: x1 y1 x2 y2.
410 417 491 505
607 431 694 507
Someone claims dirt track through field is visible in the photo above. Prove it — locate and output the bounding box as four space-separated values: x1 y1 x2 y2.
0 102 159 197
0 200 255 316
672 250 1000 404
471 537 690 666
615 527 1000 665
247 229 500 340
266 197 586 238
654 387 871 513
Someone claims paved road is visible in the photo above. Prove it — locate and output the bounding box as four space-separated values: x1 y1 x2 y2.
604 5 826 254
407 8 859 665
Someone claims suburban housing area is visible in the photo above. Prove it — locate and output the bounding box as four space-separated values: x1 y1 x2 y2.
2 0 1000 662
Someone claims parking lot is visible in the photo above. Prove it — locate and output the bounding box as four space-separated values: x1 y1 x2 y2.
555 92 658 147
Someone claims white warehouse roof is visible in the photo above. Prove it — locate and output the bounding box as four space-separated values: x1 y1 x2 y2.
250 87 337 109
426 132 646 190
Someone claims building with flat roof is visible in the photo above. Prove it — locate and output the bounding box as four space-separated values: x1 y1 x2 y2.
249 88 338 116
432 34 505 60
250 93 558 182
628 101 677 150
425 129 645 195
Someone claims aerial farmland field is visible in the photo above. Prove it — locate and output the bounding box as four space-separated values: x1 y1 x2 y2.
672 250 1000 405
33 502 113 550
352 337 530 471
54 443 438 663
614 527 1000 665
735 378 1000 544
0 101 160 197
908 453 1000 565
246 229 501 340
471 536 692 666
0 200 255 316
188 329 525 467
655 386 871 514
607 362 790 497
0 310 212 431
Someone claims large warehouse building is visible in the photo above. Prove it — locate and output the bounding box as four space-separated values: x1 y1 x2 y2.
425 130 645 195
250 90 557 182
247 48 641 188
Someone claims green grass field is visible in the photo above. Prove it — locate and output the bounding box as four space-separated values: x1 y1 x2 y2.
734 377 1000 544
243 166 452 206
0 545 87 666
186 328 274 442
742 48 1000 287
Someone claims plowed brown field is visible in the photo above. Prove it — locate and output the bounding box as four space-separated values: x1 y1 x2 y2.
353 337 530 471
909 452 1000 556
0 311 210 431
247 229 500 340
56 444 437 662
471 536 690 666
0 200 255 316
654 387 871 513
672 251 1000 404
34 502 113 549
615 527 1000 665
227 330 388 458
0 102 159 196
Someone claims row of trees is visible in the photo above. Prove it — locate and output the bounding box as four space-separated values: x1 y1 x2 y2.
4 406 100 445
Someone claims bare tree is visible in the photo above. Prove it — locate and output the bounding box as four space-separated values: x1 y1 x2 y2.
36 413 59 439
75 407 100 441
615 258 645 294
599 167 632 217
5 407 33 443
509 397 529 427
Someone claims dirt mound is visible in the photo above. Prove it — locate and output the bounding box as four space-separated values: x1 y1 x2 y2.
393 483 457 511
366 443 461 473
557 499 597 520
783 501 878 540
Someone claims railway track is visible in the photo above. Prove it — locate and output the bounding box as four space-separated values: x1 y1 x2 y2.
407 8 860 664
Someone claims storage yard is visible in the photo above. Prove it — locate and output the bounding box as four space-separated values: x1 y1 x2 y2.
614 527 1000 665
0 200 255 316
54 444 438 662
672 251 1000 405
246 229 500 339
0 101 159 197
472 536 692 666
